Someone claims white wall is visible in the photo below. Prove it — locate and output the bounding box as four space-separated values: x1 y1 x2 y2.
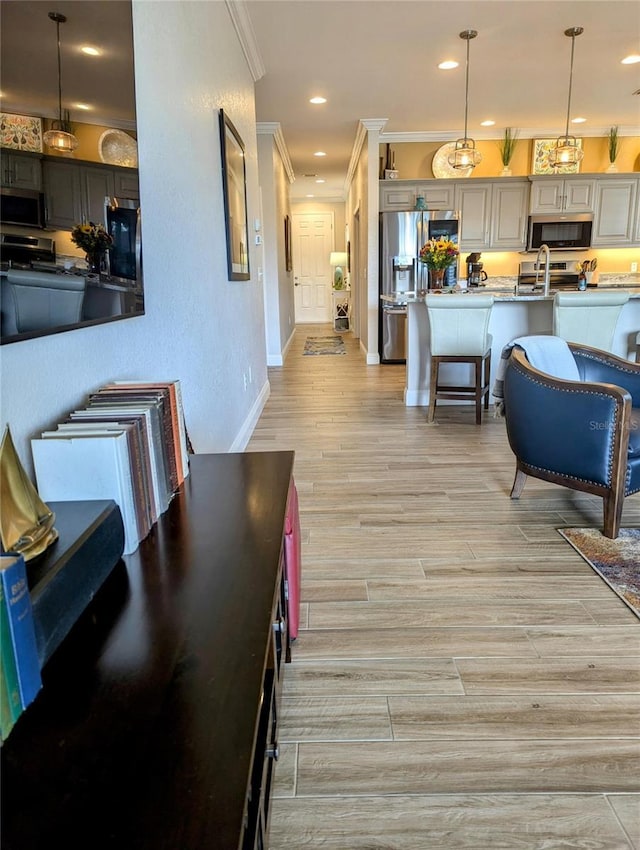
258 130 295 365
0 0 269 474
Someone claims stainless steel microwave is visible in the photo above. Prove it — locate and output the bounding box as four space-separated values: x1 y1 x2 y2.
526 213 593 251
0 187 46 229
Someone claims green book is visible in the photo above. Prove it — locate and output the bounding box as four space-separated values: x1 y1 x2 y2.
0 578 22 742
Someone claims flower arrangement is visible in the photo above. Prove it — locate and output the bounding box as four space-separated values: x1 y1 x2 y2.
418 238 459 270
70 221 113 254
498 127 519 168
607 125 620 169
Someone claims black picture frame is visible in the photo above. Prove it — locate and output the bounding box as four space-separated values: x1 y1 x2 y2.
284 214 292 272
219 109 250 281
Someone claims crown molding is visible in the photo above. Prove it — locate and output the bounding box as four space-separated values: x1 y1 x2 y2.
381 124 640 143
225 0 266 82
344 119 388 195
256 122 295 183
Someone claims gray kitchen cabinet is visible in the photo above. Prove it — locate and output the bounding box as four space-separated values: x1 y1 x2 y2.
379 180 455 212
43 159 139 229
43 160 83 229
591 177 639 247
114 169 140 201
1 151 42 191
529 176 595 213
455 182 492 250
379 181 419 211
490 180 529 250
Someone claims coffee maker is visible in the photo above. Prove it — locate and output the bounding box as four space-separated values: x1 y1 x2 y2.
465 253 488 287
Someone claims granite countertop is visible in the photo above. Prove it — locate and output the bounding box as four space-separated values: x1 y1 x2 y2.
381 273 640 305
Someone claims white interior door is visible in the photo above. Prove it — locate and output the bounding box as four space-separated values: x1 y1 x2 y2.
292 212 333 323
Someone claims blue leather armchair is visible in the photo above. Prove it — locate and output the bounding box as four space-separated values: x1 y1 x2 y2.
504 341 640 538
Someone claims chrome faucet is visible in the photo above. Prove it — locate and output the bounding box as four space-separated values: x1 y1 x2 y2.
535 243 551 295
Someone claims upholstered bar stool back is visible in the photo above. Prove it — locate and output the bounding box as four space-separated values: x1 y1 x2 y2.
553 290 629 352
426 294 494 424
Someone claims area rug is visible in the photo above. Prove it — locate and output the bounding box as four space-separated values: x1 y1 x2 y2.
303 336 346 356
558 528 640 618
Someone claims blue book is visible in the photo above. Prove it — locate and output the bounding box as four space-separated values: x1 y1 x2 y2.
0 577 23 740
0 554 42 709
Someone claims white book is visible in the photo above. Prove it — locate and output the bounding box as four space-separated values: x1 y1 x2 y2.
50 422 154 534
31 431 139 555
69 405 169 515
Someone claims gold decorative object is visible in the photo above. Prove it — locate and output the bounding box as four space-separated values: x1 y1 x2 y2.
0 425 57 560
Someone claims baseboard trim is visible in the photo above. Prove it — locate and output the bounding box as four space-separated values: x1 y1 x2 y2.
231 380 271 451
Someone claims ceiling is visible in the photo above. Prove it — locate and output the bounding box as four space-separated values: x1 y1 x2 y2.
1 1 639 200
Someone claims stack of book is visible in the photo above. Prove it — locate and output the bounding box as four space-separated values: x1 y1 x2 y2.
31 380 190 555
1 553 42 742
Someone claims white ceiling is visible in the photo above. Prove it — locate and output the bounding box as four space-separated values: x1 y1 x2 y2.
2 1 639 200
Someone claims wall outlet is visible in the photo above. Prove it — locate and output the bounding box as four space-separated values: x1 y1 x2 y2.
631 262 638 273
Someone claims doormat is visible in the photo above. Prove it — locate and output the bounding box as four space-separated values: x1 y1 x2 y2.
558 527 640 619
303 336 346 356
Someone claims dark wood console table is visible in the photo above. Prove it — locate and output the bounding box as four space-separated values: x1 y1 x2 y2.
1 451 295 850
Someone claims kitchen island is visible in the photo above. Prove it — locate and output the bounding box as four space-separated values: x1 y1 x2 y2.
392 287 640 408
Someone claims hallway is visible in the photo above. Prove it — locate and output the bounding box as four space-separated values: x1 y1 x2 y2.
248 325 640 849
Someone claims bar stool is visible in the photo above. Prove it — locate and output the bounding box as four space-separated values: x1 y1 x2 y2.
426 294 494 424
553 290 629 352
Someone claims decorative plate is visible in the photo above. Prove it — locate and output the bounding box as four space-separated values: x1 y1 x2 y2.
431 142 473 179
98 129 138 167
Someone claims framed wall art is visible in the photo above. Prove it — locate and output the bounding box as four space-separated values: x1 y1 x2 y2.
219 109 250 281
0 113 43 152
532 138 583 175
284 214 292 272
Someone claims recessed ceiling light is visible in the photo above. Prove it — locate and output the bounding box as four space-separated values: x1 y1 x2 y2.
314 151 326 157
480 120 495 126
621 54 640 64
81 46 100 56
438 60 458 70
315 179 325 183
75 103 91 110
309 96 327 104
306 194 315 198
572 116 587 123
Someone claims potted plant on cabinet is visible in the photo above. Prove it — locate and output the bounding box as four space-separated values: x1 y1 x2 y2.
606 125 620 173
498 128 518 176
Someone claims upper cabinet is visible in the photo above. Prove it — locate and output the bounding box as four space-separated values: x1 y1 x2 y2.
1 152 42 191
380 180 455 212
455 182 492 249
591 177 639 247
490 181 530 250
43 158 139 230
455 179 529 251
529 176 595 213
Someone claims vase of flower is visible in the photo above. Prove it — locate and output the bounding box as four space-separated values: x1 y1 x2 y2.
429 269 446 289
86 251 104 274
70 221 113 275
418 238 460 290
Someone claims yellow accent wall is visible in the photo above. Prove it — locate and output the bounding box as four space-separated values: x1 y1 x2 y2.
382 136 640 180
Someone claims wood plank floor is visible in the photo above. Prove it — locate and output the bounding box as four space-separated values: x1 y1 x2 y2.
248 324 640 850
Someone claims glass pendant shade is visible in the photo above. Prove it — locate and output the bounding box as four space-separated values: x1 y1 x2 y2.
448 30 481 171
551 27 584 169
448 138 482 169
548 135 583 167
44 12 79 154
43 122 78 153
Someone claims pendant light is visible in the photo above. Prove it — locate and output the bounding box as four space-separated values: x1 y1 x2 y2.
549 27 584 169
448 29 482 170
43 11 79 153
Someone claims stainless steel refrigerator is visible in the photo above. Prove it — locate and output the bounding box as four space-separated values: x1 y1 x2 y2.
379 210 459 363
